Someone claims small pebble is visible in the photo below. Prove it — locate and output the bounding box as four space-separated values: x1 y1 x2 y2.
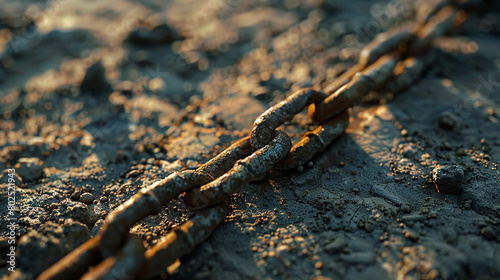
432 165 464 194
80 193 95 204
364 222 374 233
404 231 419 242
400 204 411 213
15 157 44 181
315 261 323 269
438 111 460 130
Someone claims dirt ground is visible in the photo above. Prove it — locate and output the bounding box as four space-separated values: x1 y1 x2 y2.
1 0 500 279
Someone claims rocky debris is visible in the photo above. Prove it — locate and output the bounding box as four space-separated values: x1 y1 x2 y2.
79 61 113 95
15 157 43 182
438 111 460 130
16 219 89 276
79 192 94 204
432 165 464 194
88 203 105 224
52 199 91 228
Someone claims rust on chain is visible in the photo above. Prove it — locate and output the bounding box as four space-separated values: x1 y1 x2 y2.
185 131 292 209
323 64 362 95
274 110 349 170
250 88 328 149
361 55 399 87
37 236 102 280
409 5 467 54
99 137 252 256
385 51 436 94
309 55 396 123
142 200 229 279
415 0 453 29
81 235 146 280
358 29 416 68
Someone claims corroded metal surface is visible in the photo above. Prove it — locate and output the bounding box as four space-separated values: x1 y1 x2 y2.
37 236 102 280
81 235 146 280
250 88 328 149
385 51 436 93
358 29 416 68
309 73 375 123
142 201 229 279
185 131 291 209
275 110 349 170
99 137 252 256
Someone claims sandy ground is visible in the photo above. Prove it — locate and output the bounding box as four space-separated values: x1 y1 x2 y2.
1 0 500 279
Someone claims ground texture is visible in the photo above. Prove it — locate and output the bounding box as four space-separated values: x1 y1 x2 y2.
1 0 500 279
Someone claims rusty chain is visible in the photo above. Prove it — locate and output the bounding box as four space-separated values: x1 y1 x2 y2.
37 0 488 279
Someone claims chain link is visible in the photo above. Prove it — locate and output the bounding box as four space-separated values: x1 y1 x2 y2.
185 131 291 209
38 0 487 279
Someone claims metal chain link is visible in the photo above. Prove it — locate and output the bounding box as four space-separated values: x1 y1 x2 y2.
37 0 487 279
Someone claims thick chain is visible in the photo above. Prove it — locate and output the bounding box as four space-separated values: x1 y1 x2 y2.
37 0 486 279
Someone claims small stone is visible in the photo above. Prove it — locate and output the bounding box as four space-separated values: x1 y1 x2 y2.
404 231 419 242
315 261 323 269
80 193 94 204
54 199 91 227
400 204 411 213
432 165 464 194
100 196 108 202
71 190 81 201
364 222 374 233
16 157 44 182
481 226 495 240
438 111 460 130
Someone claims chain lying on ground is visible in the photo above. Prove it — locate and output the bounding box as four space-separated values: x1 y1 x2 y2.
37 0 487 279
